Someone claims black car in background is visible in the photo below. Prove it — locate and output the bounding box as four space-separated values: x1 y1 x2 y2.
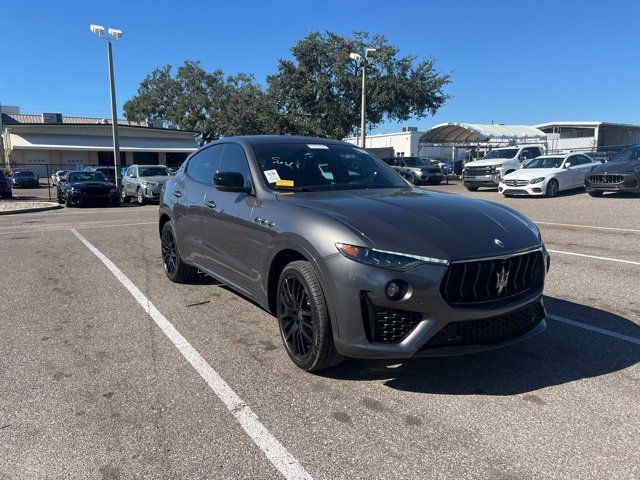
585 144 640 196
57 171 119 207
0 170 13 198
11 170 39 188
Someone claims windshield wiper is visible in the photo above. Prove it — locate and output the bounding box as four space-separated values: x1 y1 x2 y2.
274 186 313 192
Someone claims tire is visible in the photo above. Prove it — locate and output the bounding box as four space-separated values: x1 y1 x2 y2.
588 190 604 197
276 260 343 372
121 189 129 203
545 179 559 198
64 193 73 207
161 220 197 283
137 188 146 205
57 191 63 204
465 185 479 191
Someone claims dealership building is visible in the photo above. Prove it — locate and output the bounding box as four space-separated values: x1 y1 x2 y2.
0 106 198 177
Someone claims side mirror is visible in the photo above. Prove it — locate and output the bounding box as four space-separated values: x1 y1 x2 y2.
214 172 250 192
564 162 572 169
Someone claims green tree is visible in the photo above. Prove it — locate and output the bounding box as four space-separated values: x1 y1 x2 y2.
123 61 275 144
267 31 450 139
124 32 451 142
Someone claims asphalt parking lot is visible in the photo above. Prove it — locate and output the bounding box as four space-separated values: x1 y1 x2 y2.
0 184 638 480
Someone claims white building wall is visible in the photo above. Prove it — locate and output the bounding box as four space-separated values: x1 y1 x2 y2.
343 131 425 157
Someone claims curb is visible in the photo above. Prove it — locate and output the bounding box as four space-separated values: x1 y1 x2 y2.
0 204 64 216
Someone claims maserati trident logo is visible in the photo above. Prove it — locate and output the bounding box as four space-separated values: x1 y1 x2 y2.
496 265 510 295
494 238 505 248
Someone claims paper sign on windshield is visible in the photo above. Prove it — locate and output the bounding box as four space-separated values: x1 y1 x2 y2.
276 179 294 187
264 169 281 183
307 144 329 150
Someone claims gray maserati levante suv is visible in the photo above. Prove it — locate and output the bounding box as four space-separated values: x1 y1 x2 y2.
159 136 549 371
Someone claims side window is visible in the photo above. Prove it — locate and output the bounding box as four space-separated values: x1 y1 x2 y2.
216 144 252 188
579 155 592 165
566 155 577 166
529 148 541 159
187 145 222 184
125 166 134 177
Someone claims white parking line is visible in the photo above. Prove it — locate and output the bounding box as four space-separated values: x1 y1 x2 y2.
548 314 640 345
547 249 640 266
70 228 312 480
536 221 640 234
0 221 156 236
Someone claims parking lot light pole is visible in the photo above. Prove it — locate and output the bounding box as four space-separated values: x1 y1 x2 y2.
90 24 123 188
350 48 376 148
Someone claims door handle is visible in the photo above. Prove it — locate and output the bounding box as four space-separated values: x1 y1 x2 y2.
205 200 216 209
173 191 183 197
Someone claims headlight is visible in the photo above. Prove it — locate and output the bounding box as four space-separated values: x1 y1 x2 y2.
335 243 448 271
529 177 545 184
490 164 503 173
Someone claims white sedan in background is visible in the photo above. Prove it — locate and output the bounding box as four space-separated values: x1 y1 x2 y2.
499 153 600 197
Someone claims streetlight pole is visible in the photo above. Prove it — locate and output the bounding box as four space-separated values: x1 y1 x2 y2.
106 40 121 188
360 59 366 148
350 48 376 149
90 24 123 188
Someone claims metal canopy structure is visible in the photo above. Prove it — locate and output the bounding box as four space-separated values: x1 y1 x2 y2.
420 123 546 145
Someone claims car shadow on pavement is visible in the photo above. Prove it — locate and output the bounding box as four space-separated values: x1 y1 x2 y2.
320 296 640 395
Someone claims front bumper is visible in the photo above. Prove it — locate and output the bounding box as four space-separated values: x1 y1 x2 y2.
69 191 119 204
463 173 500 187
585 173 640 193
321 250 547 359
498 182 545 196
143 185 161 199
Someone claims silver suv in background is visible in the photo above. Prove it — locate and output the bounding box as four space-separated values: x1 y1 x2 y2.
389 157 443 185
121 164 172 204
463 145 544 191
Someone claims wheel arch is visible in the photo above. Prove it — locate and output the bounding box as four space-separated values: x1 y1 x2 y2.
266 248 309 315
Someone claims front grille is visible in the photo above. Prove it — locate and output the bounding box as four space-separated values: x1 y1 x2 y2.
502 189 530 195
421 302 545 349
504 179 529 186
465 166 493 176
440 250 544 306
589 174 624 184
361 294 422 343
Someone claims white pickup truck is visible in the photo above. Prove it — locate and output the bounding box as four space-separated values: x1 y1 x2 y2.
462 145 544 191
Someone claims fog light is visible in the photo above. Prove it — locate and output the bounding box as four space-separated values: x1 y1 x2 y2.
385 280 406 300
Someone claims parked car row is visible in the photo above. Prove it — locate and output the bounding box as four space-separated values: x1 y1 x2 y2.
461 144 640 198
54 164 174 207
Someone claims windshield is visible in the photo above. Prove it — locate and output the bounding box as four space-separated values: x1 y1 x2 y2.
140 166 170 177
403 157 428 167
253 143 408 191
524 157 564 169
484 149 519 160
15 171 33 177
609 145 640 162
67 172 107 182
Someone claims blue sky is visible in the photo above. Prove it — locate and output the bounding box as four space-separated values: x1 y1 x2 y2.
1 0 638 134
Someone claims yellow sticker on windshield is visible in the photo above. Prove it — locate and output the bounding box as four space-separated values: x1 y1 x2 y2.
276 179 294 187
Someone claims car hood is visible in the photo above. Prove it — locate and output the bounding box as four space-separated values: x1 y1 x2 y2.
591 160 640 174
67 181 113 188
504 168 560 179
139 175 171 184
465 159 511 168
278 188 540 261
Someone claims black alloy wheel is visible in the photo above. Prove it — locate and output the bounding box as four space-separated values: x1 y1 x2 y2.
276 260 342 371
161 221 197 283
278 274 315 360
545 179 559 197
137 188 146 205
